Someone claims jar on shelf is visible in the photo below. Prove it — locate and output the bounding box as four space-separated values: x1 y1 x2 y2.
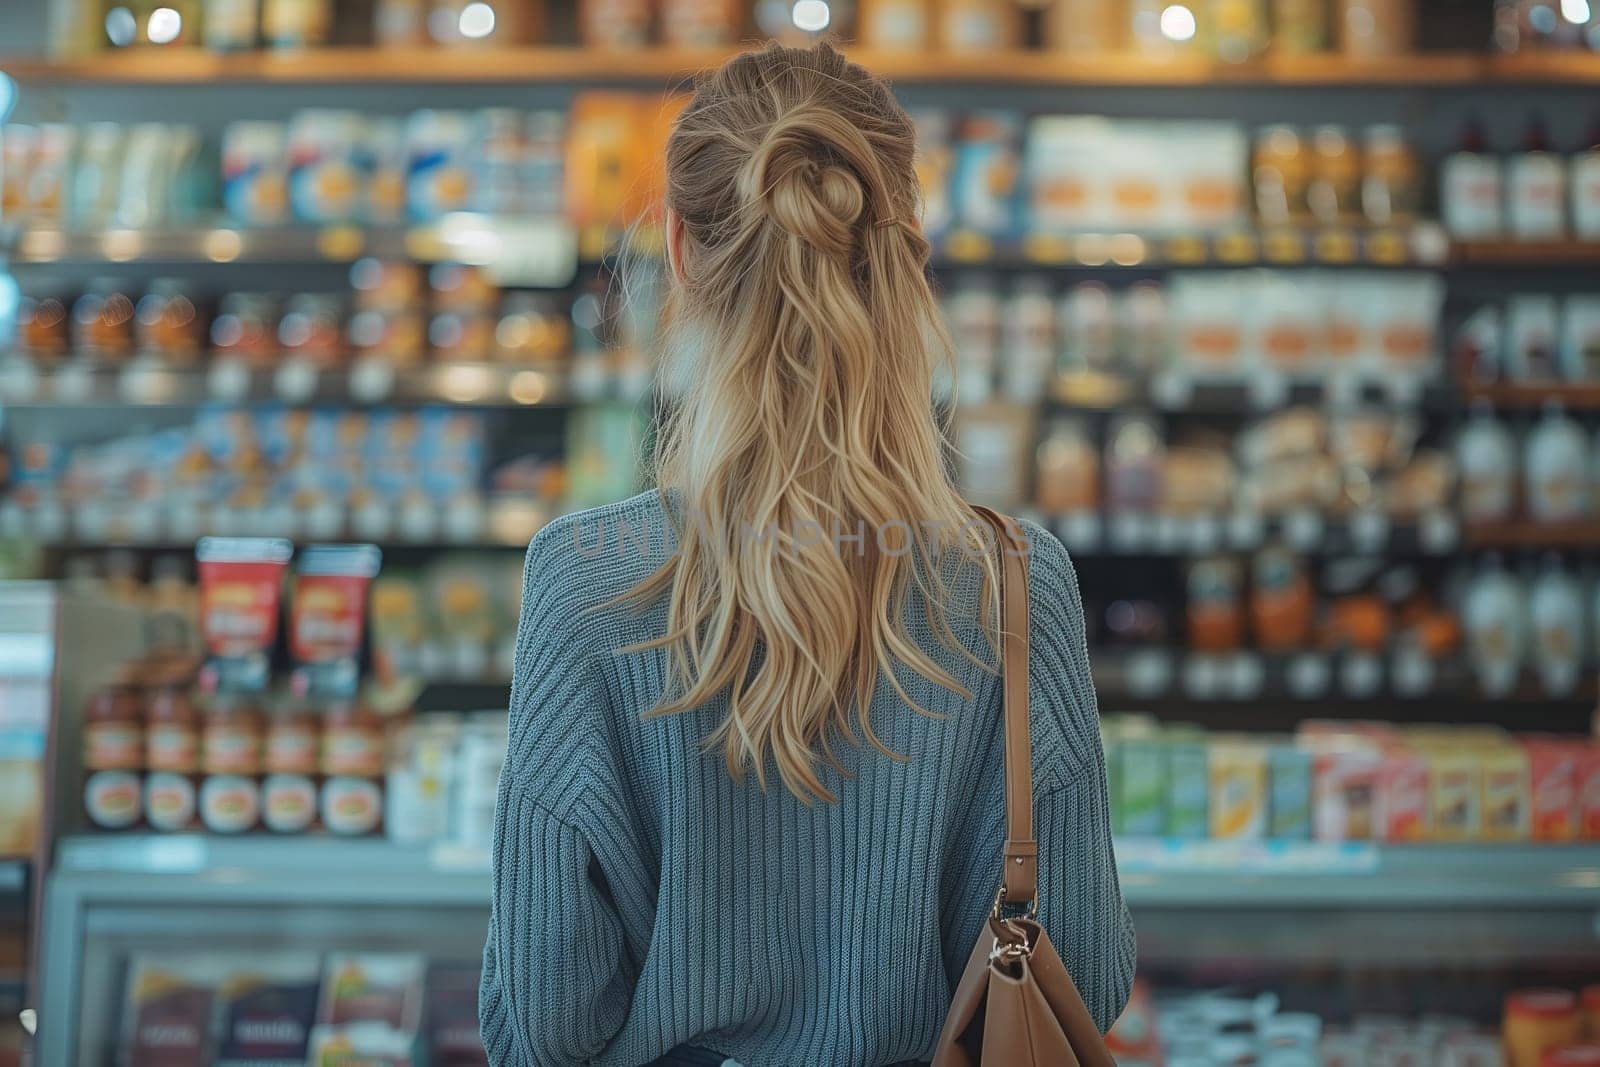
1361 124 1419 225
938 0 1020 51
579 0 651 47
1210 0 1267 62
134 279 203 364
1271 0 1327 53
1505 990 1582 1067
143 674 199 832
200 695 262 834
859 0 933 49
660 0 740 46
1337 0 1413 57
320 702 386 836
262 706 320 833
1253 124 1312 226
17 294 70 365
71 278 137 362
262 0 332 48
204 0 261 51
83 672 146 831
1045 0 1123 54
1306 125 1362 226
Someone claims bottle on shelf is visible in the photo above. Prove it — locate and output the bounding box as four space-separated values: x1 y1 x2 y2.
1571 114 1600 241
858 0 934 50
1440 118 1504 240
1507 114 1568 241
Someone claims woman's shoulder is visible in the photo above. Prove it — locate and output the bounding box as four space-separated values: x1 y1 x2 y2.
524 490 676 584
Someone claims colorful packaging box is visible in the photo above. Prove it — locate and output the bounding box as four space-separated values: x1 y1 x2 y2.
1428 749 1482 841
1579 744 1600 841
1481 745 1531 841
1114 738 1166 838
1266 743 1313 841
1311 742 1383 842
1167 739 1209 839
1377 746 1429 843
1526 738 1581 842
1208 740 1266 840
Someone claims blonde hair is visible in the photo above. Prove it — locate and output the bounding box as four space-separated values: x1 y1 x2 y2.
628 42 991 802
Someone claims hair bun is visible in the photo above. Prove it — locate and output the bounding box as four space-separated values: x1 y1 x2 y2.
742 110 868 258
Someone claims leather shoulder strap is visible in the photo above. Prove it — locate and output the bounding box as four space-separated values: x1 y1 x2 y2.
970 505 1036 906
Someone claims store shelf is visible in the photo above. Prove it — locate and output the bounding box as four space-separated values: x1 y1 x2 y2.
0 358 573 408
0 48 1502 88
45 833 1600 909
1038 508 1461 557
1463 520 1600 550
939 225 1451 269
1460 380 1600 411
1115 839 1600 907
1453 239 1600 266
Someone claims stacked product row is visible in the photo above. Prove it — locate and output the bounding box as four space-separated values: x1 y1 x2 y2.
1103 714 1600 843
119 951 480 1066
1108 981 1600 1067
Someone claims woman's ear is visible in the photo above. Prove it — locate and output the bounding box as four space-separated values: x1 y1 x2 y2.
665 207 688 285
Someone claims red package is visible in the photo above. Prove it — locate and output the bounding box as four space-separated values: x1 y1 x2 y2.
197 538 293 660
1378 746 1429 842
1581 743 1600 841
1526 737 1581 842
290 545 382 666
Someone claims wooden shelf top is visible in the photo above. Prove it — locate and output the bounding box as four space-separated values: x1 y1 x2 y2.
1461 381 1600 410
1454 239 1600 265
0 46 1579 88
1464 521 1600 549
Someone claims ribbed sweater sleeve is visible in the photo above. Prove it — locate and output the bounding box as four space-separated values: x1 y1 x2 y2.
480 524 631 1066
1024 525 1137 1032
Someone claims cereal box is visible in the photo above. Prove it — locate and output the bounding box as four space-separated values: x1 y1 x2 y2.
1167 739 1209 839
1525 738 1580 841
1428 749 1482 841
1377 745 1429 842
1209 739 1267 840
1267 743 1313 840
1480 744 1530 840
1310 741 1382 842
1114 738 1166 837
1580 742 1600 840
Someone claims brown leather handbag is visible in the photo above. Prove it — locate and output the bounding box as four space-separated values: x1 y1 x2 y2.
931 507 1117 1067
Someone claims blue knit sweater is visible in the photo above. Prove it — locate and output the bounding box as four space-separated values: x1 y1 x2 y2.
479 491 1135 1066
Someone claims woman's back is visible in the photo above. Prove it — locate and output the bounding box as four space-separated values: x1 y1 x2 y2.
479 492 1135 1066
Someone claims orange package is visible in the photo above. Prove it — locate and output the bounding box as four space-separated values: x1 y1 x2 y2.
1377 745 1429 842
1526 737 1581 842
566 93 646 233
1581 743 1600 840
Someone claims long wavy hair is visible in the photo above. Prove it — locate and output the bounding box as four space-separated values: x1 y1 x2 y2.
627 42 993 802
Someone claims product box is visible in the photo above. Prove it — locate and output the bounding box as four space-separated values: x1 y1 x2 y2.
1480 744 1531 841
1579 743 1600 840
1113 738 1166 837
1428 749 1482 841
1310 740 1383 842
316 953 425 1033
121 955 222 1067
216 954 321 1067
1526 738 1581 841
1377 746 1429 842
1266 743 1312 840
1166 739 1209 839
306 1022 417 1067
1208 739 1266 840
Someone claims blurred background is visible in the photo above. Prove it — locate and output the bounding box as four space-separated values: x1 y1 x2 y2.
1 1 1599 1065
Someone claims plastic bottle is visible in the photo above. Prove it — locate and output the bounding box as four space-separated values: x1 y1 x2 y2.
1508 114 1567 240
1440 118 1503 240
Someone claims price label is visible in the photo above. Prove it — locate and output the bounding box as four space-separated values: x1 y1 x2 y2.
1365 228 1408 264
1420 510 1459 554
52 362 95 403
1283 509 1324 551
1261 229 1306 264
1023 233 1073 265
1182 655 1222 700
1056 511 1101 552
208 358 252 402
944 230 994 264
1109 514 1149 553
443 499 486 543
398 500 439 542
1391 648 1434 697
485 218 580 288
1150 371 1193 410
1225 653 1264 698
1313 229 1358 263
1163 234 1208 265
1340 653 1383 698
1185 514 1222 555
1214 231 1259 264
1286 653 1331 698
1248 370 1289 410
0 358 40 402
1349 510 1389 553
274 359 319 403
1124 649 1173 698
348 357 397 403
1227 510 1264 550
